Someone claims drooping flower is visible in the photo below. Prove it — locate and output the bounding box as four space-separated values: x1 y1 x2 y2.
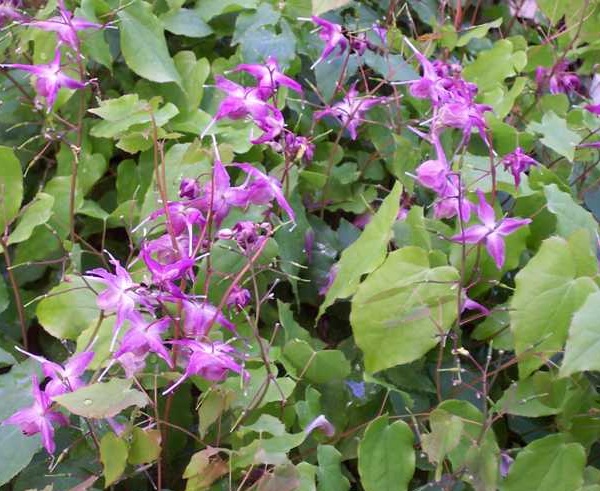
0 0 24 25
2 375 69 454
85 253 142 330
163 340 246 394
509 0 538 19
15 348 94 397
434 100 492 147
181 300 235 338
461 289 490 316
451 190 531 269
305 415 335 437
309 16 348 69
233 163 296 222
501 147 538 187
0 49 86 109
584 103 600 116
318 264 338 296
349 32 368 55
535 62 580 95
179 178 200 199
26 14 102 49
226 285 251 311
114 315 173 378
283 132 315 163
416 159 451 194
250 109 285 144
140 235 195 284
314 84 383 140
233 56 302 95
432 175 473 222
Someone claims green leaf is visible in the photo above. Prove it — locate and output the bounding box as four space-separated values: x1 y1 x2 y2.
316 445 350 491
319 181 401 317
100 432 128 486
36 276 100 340
421 409 464 464
351 247 459 373
7 193 54 245
501 434 585 491
463 39 526 92
511 233 598 378
312 0 351 15
436 400 499 491
198 387 234 438
128 428 161 465
117 0 182 86
358 415 415 491
495 371 571 416
0 145 23 232
456 18 503 47
283 340 350 384
53 378 148 418
560 291 600 377
241 414 287 436
160 8 213 38
544 184 598 243
297 462 317 491
528 111 581 162
196 0 258 21
89 94 179 139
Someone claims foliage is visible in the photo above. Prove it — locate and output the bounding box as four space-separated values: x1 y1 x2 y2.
1 0 600 489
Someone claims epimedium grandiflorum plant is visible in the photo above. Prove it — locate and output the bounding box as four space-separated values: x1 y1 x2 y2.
1 0 600 489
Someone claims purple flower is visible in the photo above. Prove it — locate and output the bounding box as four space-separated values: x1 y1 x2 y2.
314 84 382 140
233 163 296 222
372 23 387 45
196 160 237 224
434 100 492 147
250 109 285 144
218 221 267 253
501 147 538 187
284 133 315 163
305 415 335 437
500 451 514 477
309 16 348 69
451 190 531 269
536 62 580 95
114 315 173 378
181 300 235 338
226 285 251 310
584 103 600 116
2 375 68 454
15 348 94 397
1 49 86 109
349 32 368 55
318 264 338 296
233 56 302 95
85 253 142 330
179 178 200 199
26 14 102 50
432 175 473 222
461 289 490 316
510 0 538 19
416 159 451 194
0 0 24 25
141 236 195 284
163 340 246 394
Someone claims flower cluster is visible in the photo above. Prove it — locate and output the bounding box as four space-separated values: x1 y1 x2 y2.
409 40 530 270
202 56 315 163
0 1 102 110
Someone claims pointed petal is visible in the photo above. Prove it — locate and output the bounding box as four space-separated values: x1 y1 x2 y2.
475 190 496 228
496 217 531 236
451 224 488 244
485 233 506 269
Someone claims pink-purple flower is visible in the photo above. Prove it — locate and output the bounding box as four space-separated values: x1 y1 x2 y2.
535 62 580 95
26 14 102 49
309 16 348 69
314 84 383 140
501 147 538 187
451 190 531 269
163 340 246 394
2 375 69 454
1 49 86 110
233 56 302 95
